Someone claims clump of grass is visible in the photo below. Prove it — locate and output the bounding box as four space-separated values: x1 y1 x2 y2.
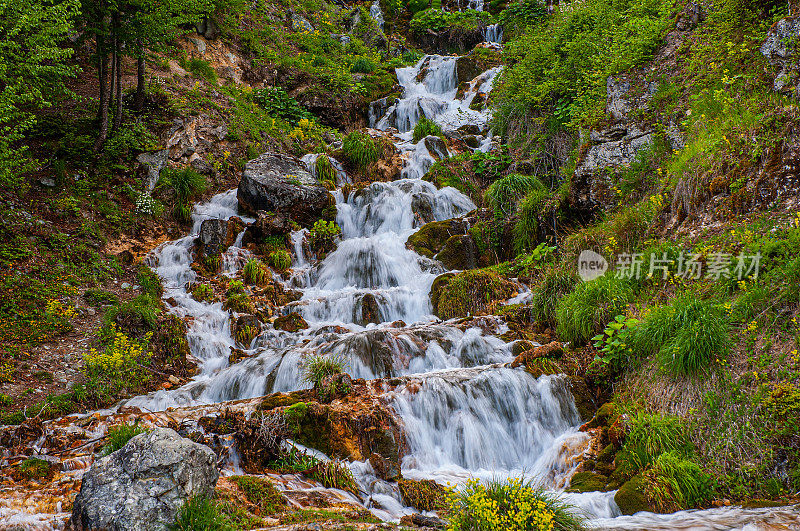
137 265 164 299
446 477 586 531
101 294 161 339
17 458 52 480
302 354 347 388
555 275 635 345
630 297 731 376
243 258 269 285
305 459 358 494
619 412 693 473
512 188 549 256
235 325 259 346
398 479 448 512
268 250 292 272
83 289 119 307
158 167 208 224
643 451 714 512
230 475 286 515
192 283 216 303
412 118 444 143
102 422 150 455
528 266 578 327
342 131 378 170
350 56 377 74
485 174 545 219
224 280 254 314
314 154 337 185
169 496 231 531
181 57 218 84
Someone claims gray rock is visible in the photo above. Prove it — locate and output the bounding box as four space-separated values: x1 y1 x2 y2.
68 428 218 531
577 131 653 179
761 17 800 94
39 177 57 188
368 96 397 128
237 153 334 227
606 76 632 122
197 218 229 257
291 13 314 32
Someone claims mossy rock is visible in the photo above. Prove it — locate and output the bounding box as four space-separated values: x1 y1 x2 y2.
585 402 617 429
741 499 786 508
274 312 308 332
406 219 468 258
598 443 618 464
567 471 609 493
429 272 455 315
398 479 448 512
435 234 479 270
568 376 596 422
511 340 535 357
431 269 514 319
614 474 656 515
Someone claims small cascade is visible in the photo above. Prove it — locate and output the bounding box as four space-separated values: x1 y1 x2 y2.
484 23 503 44
370 0 384 30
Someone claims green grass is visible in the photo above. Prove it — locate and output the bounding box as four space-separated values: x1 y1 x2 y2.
314 154 337 185
555 275 635 345
182 57 218 84
527 266 578 327
192 283 216 303
17 458 52 480
619 412 694 473
243 259 269 285
485 173 545 220
102 422 149 455
302 354 346 388
268 250 292 272
643 451 714 512
342 131 378 170
157 167 208 223
137 266 164 300
512 188 549 256
101 294 161 339
412 118 444 143
170 496 232 531
83 288 119 307
230 476 285 515
630 297 731 376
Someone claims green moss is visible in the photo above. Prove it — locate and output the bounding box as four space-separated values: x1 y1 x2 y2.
230 476 285 515
432 269 513 319
614 475 654 515
406 220 458 258
566 471 609 493
398 478 448 511
17 458 52 480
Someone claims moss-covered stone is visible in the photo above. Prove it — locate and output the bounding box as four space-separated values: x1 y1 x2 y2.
568 376 596 422
274 312 308 332
406 219 468 258
585 402 617 429
430 269 514 319
614 474 656 515
398 479 448 512
435 233 479 270
567 471 609 493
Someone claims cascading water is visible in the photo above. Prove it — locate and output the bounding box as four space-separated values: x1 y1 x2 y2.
117 46 800 531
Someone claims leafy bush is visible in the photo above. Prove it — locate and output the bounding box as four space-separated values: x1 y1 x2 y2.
412 118 444 143
643 452 714 512
253 87 313 125
446 477 585 531
410 8 491 35
342 131 378 169
243 258 269 285
620 412 694 473
592 315 640 372
555 275 635 345
102 422 149 455
308 220 341 249
102 294 161 339
268 250 292 272
350 56 377 74
630 297 731 376
302 353 347 388
498 0 548 36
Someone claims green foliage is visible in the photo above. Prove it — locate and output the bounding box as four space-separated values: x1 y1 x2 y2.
620 412 694 473
102 294 161 338
555 275 635 345
253 87 313 125
157 167 208 223
643 452 715 512
230 476 285 515
498 0 547 37
412 118 444 143
302 353 347 388
485 174 544 220
83 289 120 307
102 121 159 162
527 268 578 330
192 283 216 303
224 280 254 313
137 265 164 300
308 220 341 248
243 259 269 285
268 250 292 272
17 457 52 480
102 422 149 455
305 459 358 494
512 187 549 256
170 496 232 531
180 57 218 84
435 269 512 319
495 0 672 132
592 315 640 372
350 56 377 74
283 401 308 430
446 478 586 531
0 0 79 190
83 326 152 401
342 131 378 169
314 154 337 185
410 8 491 35
630 297 731 376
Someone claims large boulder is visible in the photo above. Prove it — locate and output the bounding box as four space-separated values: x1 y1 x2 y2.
196 218 229 257
406 218 469 258
68 428 218 531
237 153 335 227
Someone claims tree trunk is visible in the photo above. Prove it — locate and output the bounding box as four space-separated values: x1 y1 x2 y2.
113 49 123 132
94 49 110 152
135 41 145 113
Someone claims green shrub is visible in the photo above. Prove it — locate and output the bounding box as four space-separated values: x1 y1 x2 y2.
137 265 164 300
410 8 491 35
224 280 254 313
555 275 635 345
192 283 216 303
253 87 313 125
17 458 52 480
643 452 714 512
83 289 119 307
268 250 292 272
485 174 545 219
158 167 207 223
302 354 347 388
630 297 731 376
102 294 161 339
528 266 578 326
620 412 694 473
412 118 444 143
308 220 341 250
102 422 149 455
181 57 218 84
243 258 269 285
342 131 378 169
512 188 549 256
84 326 152 400
314 154 337 185
446 478 585 531
592 315 640 372
350 56 377 74
498 0 547 36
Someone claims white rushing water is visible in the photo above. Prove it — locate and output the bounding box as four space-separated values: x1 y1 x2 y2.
120 51 800 530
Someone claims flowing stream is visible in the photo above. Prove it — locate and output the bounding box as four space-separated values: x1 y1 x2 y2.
123 49 800 530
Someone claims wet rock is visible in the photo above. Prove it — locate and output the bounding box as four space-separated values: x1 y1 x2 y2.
369 97 397 127
137 149 169 188
411 193 436 225
406 218 469 258
242 211 291 247
511 340 535 357
435 233 479 270
614 474 656 515
761 16 800 95
369 452 400 481
398 478 447 512
237 153 335 227
568 376 596 422
68 428 218 531
358 293 382 325
196 218 229 257
567 471 610 493
274 312 309 332
424 135 448 160
510 341 564 367
319 372 354 402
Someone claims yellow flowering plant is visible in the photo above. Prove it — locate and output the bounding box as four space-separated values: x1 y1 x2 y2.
83 326 151 396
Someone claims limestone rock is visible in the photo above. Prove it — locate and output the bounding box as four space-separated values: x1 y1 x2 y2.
237 153 335 227
761 16 800 95
68 428 218 531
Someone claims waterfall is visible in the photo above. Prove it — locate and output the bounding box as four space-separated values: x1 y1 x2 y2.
370 0 384 30
484 23 503 44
